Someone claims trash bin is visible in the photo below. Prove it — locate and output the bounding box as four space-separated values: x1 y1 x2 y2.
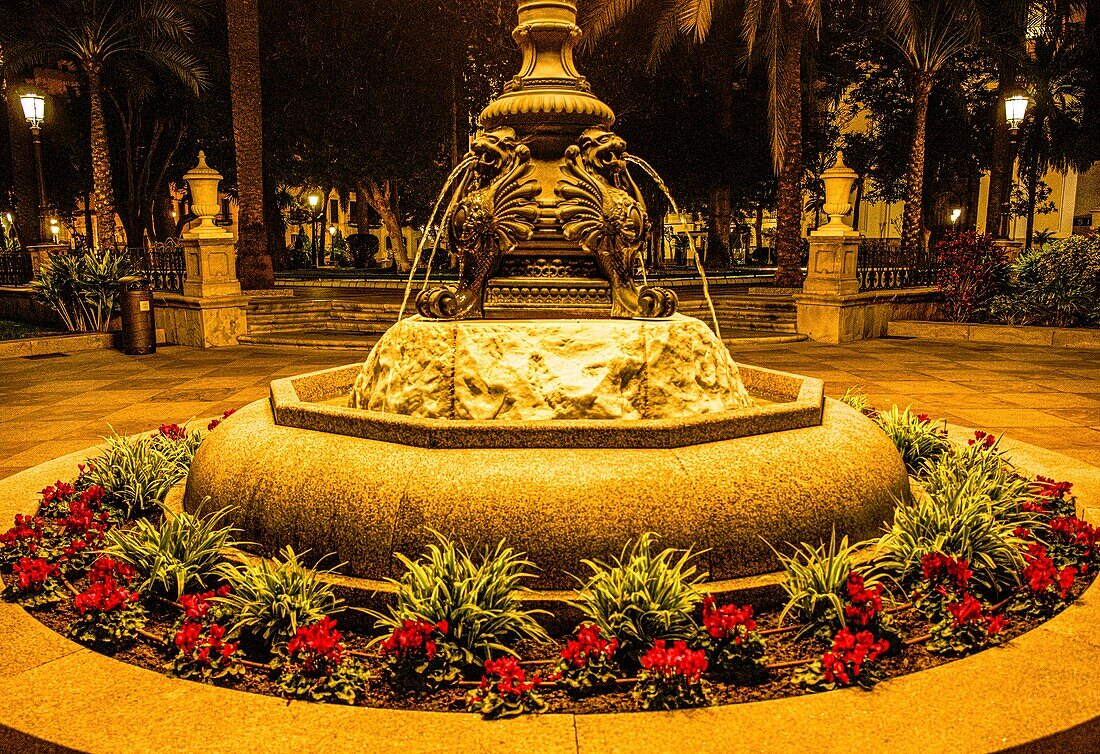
118 275 156 355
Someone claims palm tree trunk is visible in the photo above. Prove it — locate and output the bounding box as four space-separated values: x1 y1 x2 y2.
1024 170 1037 250
901 72 934 258
706 185 732 270
85 63 120 248
227 0 274 289
773 14 806 288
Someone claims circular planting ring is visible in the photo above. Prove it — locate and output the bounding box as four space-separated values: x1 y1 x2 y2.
1 429 1099 754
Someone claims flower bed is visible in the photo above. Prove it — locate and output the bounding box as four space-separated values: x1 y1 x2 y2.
2 407 1098 718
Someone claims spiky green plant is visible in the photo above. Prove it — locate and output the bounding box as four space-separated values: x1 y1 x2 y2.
215 547 343 645
920 436 1037 530
105 502 242 599
573 533 706 664
838 387 873 415
30 248 131 332
82 431 195 518
775 530 877 638
369 532 549 664
877 483 1027 597
875 405 951 474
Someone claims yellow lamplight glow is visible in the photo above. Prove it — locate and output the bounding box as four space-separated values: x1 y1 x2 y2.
19 92 45 128
1005 94 1029 131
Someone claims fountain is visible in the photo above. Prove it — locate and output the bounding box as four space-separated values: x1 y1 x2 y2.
184 0 909 593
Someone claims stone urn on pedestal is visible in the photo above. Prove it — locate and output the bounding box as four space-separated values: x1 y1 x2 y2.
156 151 249 348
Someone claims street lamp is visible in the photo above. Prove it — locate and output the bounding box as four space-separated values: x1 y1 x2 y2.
1005 94 1029 135
19 91 50 244
1000 91 1030 239
307 193 321 267
950 208 962 235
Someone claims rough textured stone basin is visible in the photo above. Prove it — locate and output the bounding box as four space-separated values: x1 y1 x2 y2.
185 358 909 589
349 315 752 420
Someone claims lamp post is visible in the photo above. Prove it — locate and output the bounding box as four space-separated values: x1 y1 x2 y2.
999 91 1030 240
19 92 50 244
307 193 320 267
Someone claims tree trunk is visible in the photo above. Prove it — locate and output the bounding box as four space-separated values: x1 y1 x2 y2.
1024 170 1037 250
362 179 410 272
262 165 287 270
227 0 274 289
773 13 806 287
706 185 732 270
901 72 934 258
85 64 120 248
985 62 1015 238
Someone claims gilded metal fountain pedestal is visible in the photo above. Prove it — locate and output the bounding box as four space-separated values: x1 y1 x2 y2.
415 0 677 320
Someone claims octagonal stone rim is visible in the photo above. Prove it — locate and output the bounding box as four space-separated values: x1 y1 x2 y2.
269 363 825 449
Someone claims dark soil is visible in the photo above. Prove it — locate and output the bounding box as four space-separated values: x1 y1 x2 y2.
24 567 1095 715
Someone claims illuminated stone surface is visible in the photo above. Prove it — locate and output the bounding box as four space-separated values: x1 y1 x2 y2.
349 315 752 420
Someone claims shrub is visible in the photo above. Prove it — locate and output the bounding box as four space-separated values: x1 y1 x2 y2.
699 597 767 681
167 620 243 683
105 503 241 599
0 514 49 566
71 557 147 646
934 231 1009 322
371 532 548 665
3 556 63 607
379 618 462 691
877 484 1026 598
632 640 709 710
793 628 890 690
875 406 950 474
465 656 547 718
574 533 705 665
82 430 198 519
776 531 878 639
31 247 132 332
990 234 1100 327
1009 543 1077 619
926 593 1007 655
920 432 1036 529
215 547 343 645
275 617 369 704
911 552 974 620
551 623 620 694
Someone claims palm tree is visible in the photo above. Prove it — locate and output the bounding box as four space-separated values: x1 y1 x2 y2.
1 0 208 249
1015 4 1088 248
880 0 981 257
226 0 273 288
586 0 821 287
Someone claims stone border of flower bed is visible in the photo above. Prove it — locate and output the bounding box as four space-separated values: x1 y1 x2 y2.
1 429 1099 754
0 331 115 360
888 320 1100 349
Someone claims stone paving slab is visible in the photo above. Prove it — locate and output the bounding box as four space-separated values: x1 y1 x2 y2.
0 338 1098 477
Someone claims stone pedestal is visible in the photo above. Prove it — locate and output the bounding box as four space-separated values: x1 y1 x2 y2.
795 228 864 344
154 153 249 348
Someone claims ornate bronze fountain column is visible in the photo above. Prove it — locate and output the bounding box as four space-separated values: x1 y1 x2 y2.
416 0 676 320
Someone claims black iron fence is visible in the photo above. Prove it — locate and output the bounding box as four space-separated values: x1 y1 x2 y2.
0 251 33 286
128 238 186 293
857 239 940 291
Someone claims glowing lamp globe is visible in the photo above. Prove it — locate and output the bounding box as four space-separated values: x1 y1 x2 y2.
20 93 45 128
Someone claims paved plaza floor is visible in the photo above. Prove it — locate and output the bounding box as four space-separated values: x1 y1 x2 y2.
0 337 1097 480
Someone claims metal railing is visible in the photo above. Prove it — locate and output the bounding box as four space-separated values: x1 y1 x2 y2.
128 238 186 293
0 251 33 286
857 239 939 291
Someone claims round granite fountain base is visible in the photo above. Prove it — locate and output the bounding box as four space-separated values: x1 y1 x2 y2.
184 395 909 590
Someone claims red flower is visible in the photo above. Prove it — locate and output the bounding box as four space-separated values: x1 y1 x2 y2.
1034 476 1073 500
478 656 542 697
287 617 345 674
638 640 708 682
820 628 889 687
381 618 450 662
12 557 57 593
916 413 931 423
920 552 972 593
842 573 883 628
174 620 238 665
968 431 996 449
158 424 187 440
0 514 46 551
559 623 619 668
207 408 237 431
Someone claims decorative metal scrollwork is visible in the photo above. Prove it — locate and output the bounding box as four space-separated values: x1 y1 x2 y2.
556 127 677 318
417 127 540 320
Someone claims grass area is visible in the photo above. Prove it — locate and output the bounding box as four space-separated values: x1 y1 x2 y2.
0 319 54 341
